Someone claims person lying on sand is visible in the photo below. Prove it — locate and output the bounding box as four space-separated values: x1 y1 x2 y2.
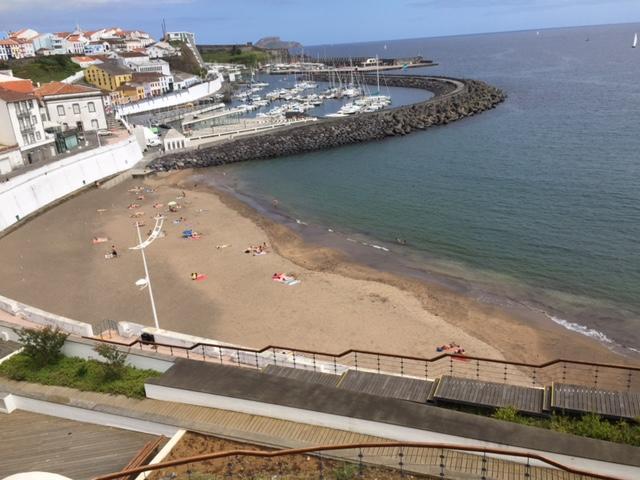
130 212 144 218
244 243 269 255
190 272 207 281
127 203 140 209
153 203 163 209
216 244 231 249
436 342 460 352
92 237 108 244
137 195 145 201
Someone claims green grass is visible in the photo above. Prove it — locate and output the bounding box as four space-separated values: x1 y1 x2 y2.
201 50 269 67
492 406 640 446
0 353 160 399
0 55 81 84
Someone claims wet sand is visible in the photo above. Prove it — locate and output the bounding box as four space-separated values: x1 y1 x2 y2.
0 171 627 364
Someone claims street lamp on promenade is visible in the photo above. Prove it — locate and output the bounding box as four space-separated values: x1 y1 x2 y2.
130 216 164 329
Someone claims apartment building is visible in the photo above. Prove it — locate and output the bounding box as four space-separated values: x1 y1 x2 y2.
35 82 108 132
84 62 133 91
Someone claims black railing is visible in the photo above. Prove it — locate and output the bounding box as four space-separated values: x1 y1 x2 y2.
85 335 640 393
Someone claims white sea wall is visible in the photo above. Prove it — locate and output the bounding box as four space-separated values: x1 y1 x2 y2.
0 137 143 231
115 77 223 117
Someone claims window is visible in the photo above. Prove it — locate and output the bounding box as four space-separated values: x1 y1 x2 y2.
88 102 95 112
36 131 41 140
91 119 98 129
31 115 37 126
72 103 80 114
57 105 65 116
28 133 35 144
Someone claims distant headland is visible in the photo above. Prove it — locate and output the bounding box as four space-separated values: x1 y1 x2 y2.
255 37 303 50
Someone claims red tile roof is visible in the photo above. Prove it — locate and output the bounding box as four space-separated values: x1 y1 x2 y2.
35 81 101 97
0 39 19 46
0 79 34 93
0 87 35 102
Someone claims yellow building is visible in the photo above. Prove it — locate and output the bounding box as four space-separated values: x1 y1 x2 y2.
84 62 133 91
110 84 145 105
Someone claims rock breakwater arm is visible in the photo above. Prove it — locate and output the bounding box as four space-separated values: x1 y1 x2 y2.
150 76 506 171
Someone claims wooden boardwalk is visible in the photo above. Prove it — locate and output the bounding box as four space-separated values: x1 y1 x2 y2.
338 370 435 403
552 383 640 420
433 376 545 415
0 380 608 480
262 364 341 387
0 410 158 480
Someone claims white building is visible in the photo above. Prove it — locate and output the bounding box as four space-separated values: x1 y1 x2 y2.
50 34 68 54
71 56 103 68
35 82 108 132
0 40 22 60
9 28 39 41
146 41 178 58
32 33 55 53
172 71 199 90
165 31 195 44
16 39 35 58
163 128 190 151
0 88 56 164
0 144 24 175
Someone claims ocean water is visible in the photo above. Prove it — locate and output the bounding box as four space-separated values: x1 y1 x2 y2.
200 23 640 354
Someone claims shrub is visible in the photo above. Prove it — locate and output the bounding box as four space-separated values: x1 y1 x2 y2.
18 326 68 367
493 405 518 422
333 463 358 480
94 343 129 380
0 353 159 399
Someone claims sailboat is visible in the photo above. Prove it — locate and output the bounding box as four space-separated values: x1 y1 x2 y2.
633 33 638 49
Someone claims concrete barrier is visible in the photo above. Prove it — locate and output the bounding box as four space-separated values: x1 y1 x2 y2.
0 138 143 231
16 304 94 337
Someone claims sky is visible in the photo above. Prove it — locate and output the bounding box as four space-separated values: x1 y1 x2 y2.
0 0 638 45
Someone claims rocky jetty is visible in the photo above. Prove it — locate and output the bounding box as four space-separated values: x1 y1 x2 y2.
150 75 506 171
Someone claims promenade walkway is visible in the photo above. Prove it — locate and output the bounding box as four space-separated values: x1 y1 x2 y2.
0 379 600 480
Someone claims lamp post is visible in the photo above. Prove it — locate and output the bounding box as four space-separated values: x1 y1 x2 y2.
130 216 164 329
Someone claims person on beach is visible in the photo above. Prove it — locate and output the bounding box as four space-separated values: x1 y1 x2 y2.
111 245 118 258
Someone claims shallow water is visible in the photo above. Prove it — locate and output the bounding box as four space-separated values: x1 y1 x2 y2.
196 23 640 354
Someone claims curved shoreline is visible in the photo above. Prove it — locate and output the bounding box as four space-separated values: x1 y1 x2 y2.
150 75 506 170
160 169 635 366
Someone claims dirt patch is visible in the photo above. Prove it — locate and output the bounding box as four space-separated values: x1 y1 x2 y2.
150 432 423 480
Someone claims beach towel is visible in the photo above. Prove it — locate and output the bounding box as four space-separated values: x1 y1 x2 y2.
192 274 207 281
216 244 231 249
253 251 267 256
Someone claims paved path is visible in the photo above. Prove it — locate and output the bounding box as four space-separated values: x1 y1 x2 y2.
0 379 598 479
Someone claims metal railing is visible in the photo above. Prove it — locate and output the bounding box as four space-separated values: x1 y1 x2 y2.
85 335 640 393
92 441 625 480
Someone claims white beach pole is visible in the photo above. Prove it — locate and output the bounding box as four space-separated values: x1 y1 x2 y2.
131 217 164 330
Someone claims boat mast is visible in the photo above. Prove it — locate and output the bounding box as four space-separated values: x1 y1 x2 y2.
376 54 380 96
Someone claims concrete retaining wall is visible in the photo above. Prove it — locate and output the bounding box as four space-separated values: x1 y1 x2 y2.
115 78 223 117
0 294 94 337
0 138 143 232
150 76 505 171
62 337 175 372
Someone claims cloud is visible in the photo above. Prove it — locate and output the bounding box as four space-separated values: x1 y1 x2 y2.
0 0 192 13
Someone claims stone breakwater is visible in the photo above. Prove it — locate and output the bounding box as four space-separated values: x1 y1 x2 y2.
151 76 506 171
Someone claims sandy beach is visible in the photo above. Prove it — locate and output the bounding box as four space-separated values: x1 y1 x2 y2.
0 171 627 364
